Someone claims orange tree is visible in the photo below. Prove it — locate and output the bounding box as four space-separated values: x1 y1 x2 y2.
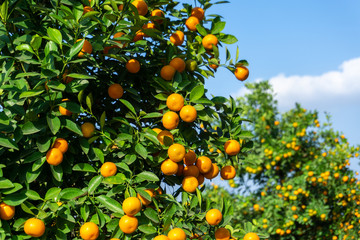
205 81 360 239
0 0 260 239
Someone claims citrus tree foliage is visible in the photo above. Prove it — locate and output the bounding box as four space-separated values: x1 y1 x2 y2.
206 81 360 239
0 0 255 239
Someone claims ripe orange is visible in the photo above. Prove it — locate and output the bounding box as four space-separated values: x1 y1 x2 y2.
133 30 145 42
62 70 73 84
168 228 186 240
206 209 222 226
183 165 200 177
132 0 148 16
220 166 236 180
191 7 205 20
24 218 46 237
46 148 63 166
170 31 184 46
169 58 186 73
224 140 240 156
53 138 68 153
83 6 93 15
244 232 259 240
161 159 179 175
162 111 179 130
197 173 205 185
81 122 95 138
196 156 212 174
166 93 184 111
182 176 199 193
185 16 200 31
180 105 197 122
234 66 249 81
126 59 140 73
77 39 92 58
184 150 197 166
59 98 72 116
80 222 99 240
202 34 218 50
161 65 176 81
119 215 138 234
176 163 184 176
157 130 174 145
209 58 219 70
0 202 15 220
343 176 349 182
100 162 117 177
168 143 186 162
154 235 170 240
108 83 124 99
122 197 142 216
215 228 230 240
204 163 219 179
151 9 164 24
137 189 154 206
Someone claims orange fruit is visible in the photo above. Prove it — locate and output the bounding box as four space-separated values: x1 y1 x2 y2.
119 215 138 234
46 148 63 166
185 16 200 31
161 159 179 175
133 30 145 42
24 218 46 237
80 222 99 240
182 176 199 193
176 163 184 176
152 128 162 134
191 7 204 20
143 22 155 30
170 31 184 46
154 235 170 240
108 83 124 99
162 111 179 130
160 65 176 81
196 156 212 174
157 130 174 145
184 150 197 166
206 209 222 226
100 162 117 177
168 228 186 240
137 189 154 206
62 70 73 84
59 98 72 116
202 34 218 50
81 122 95 138
132 0 148 16
0 202 15 220
244 232 259 240
234 66 249 81
122 197 142 216
220 166 236 180
53 138 68 153
183 165 200 177
118 4 124 10
77 39 92 58
169 58 186 73
343 176 349 182
197 174 205 185
180 105 197 122
224 140 240 156
215 228 230 240
83 6 93 15
126 59 140 73
151 9 164 24
166 93 184 111
203 163 219 179
168 143 186 162
113 32 126 47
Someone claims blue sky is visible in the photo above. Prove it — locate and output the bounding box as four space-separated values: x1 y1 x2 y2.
203 0 360 171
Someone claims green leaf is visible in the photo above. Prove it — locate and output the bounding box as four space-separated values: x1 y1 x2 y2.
64 119 83 135
135 143 147 159
3 191 28 206
144 208 160 223
96 195 123 213
142 112 163 119
30 34 42 50
69 39 84 59
45 187 62 200
219 34 238 44
86 93 93 112
0 135 19 150
138 225 157 234
66 73 95 79
0 177 14 189
47 28 62 46
47 113 61 135
136 172 159 182
22 121 46 135
50 165 63 182
19 89 44 99
1 183 23 195
190 85 204 102
93 148 105 163
25 190 41 200
72 163 96 173
120 99 136 116
212 21 226 34
100 111 106 130
239 131 254 139
102 174 126 185
60 188 85 201
88 175 103 194
16 44 35 54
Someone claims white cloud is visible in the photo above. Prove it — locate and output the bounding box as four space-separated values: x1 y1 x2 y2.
232 57 360 111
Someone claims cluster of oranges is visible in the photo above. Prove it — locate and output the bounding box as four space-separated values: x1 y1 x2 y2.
45 138 68 166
